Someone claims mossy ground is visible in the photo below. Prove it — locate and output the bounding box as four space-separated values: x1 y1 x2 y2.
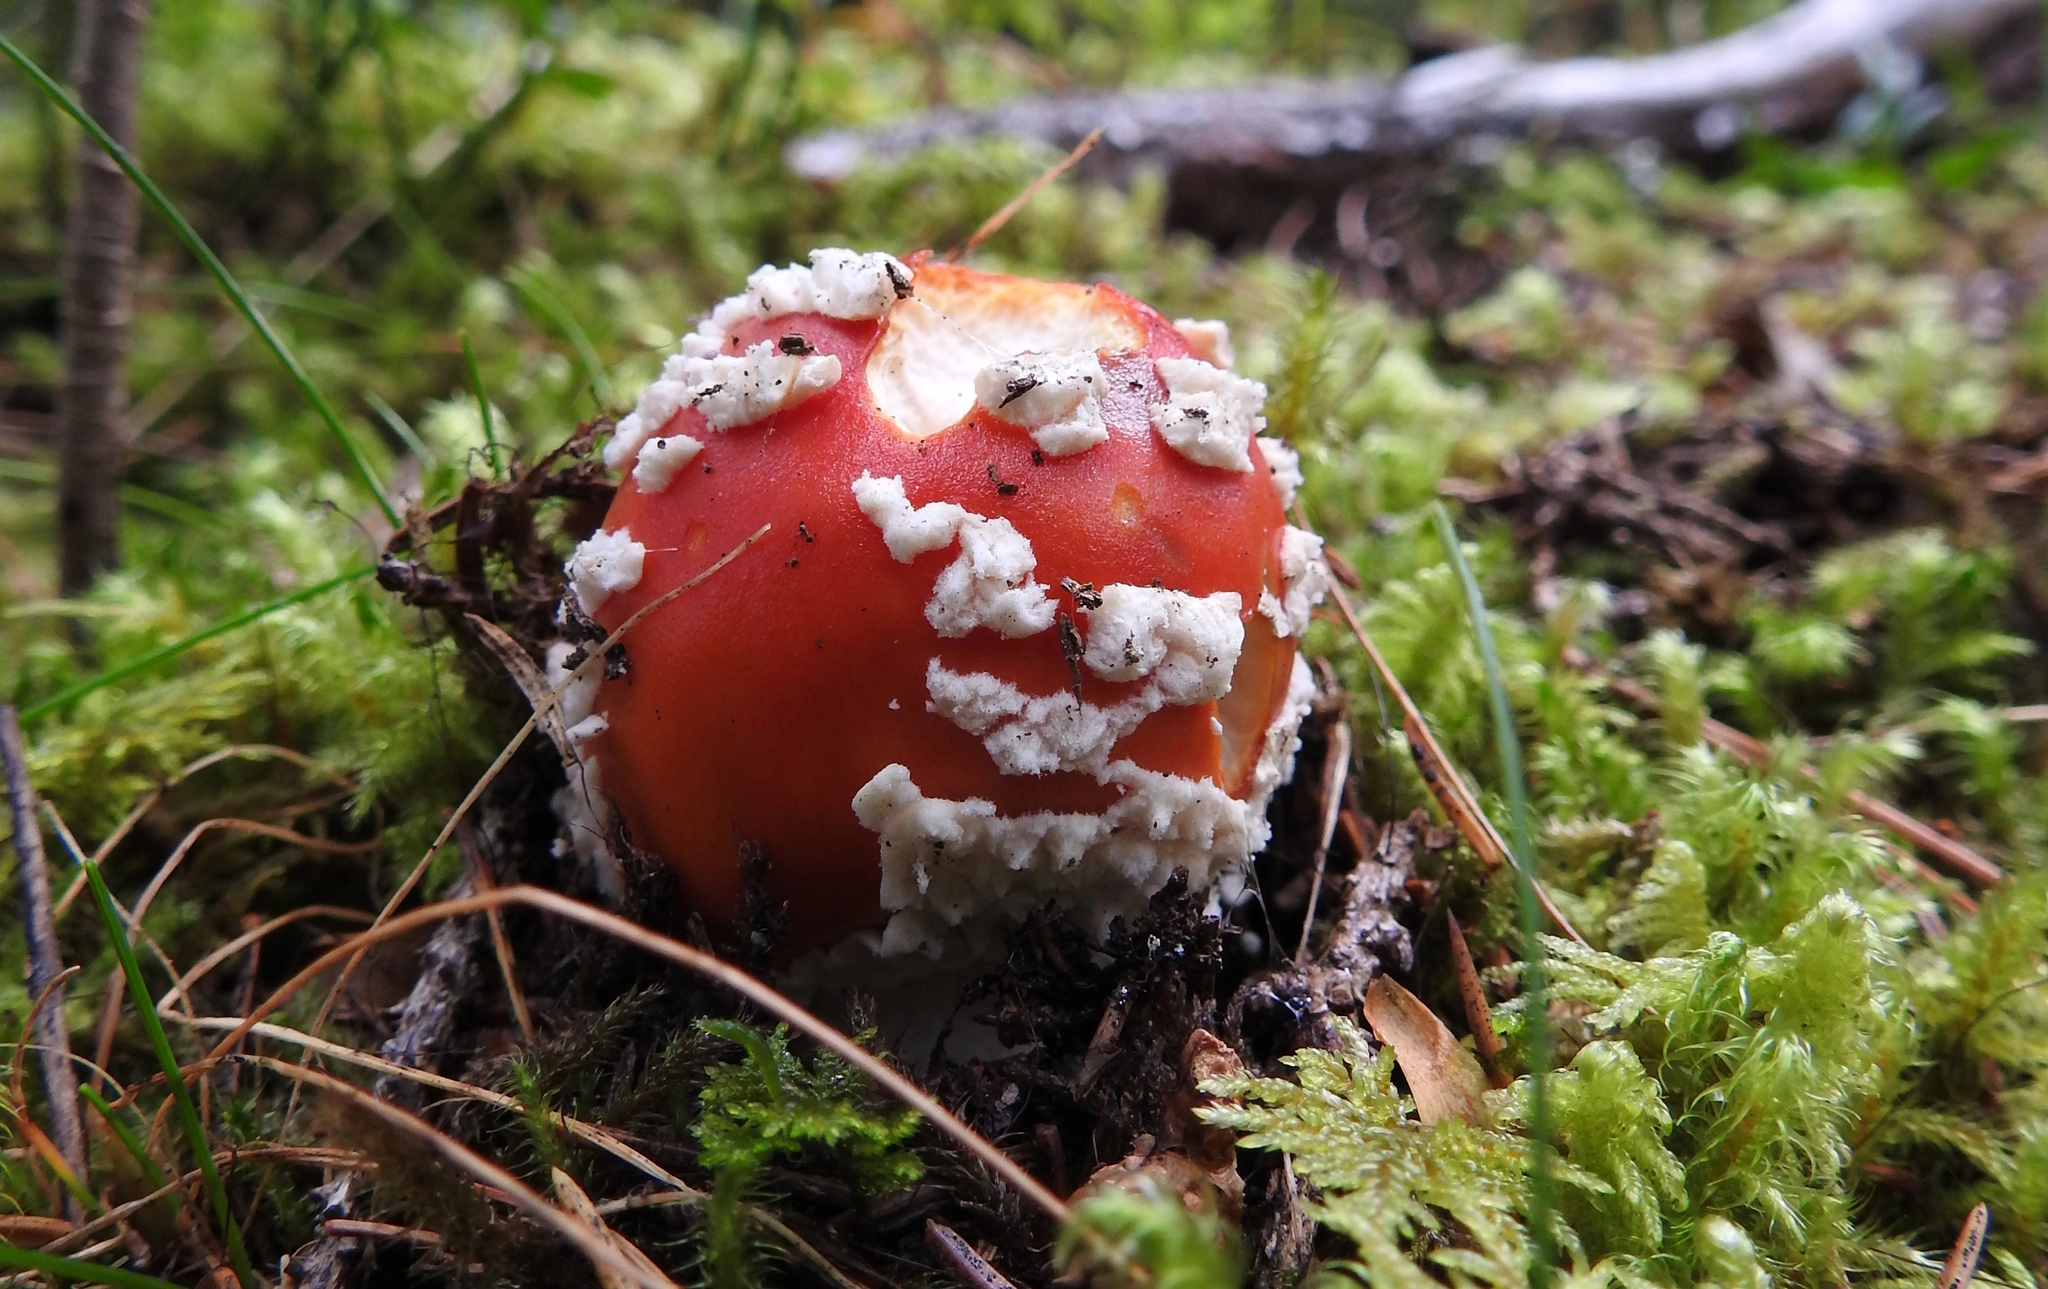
4 2 2048 1286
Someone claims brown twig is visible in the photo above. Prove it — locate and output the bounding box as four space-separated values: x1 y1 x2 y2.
1 704 87 1209
205 886 1073 1225
209 1025 865 1289
153 904 373 1014
946 125 1105 262
51 741 345 920
323 1219 444 1248
130 817 376 928
1445 913 1508 1090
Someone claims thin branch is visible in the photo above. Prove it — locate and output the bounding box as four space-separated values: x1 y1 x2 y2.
0 705 87 1210
790 0 2035 182
1573 651 2006 888
176 1017 864 1289
460 823 535 1044
1323 587 1587 944
52 742 344 920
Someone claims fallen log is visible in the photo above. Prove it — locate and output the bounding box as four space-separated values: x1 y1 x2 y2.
791 0 2038 261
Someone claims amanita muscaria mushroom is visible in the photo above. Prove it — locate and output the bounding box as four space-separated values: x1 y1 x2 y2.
554 248 1329 963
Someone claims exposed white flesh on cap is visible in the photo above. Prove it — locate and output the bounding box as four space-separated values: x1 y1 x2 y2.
867 275 1143 442
1173 317 1235 368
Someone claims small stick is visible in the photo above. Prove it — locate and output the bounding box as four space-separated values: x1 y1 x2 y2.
1940 1202 1990 1289
927 1220 1020 1289
1295 718 1352 962
1445 913 1508 1089
0 705 87 1213
946 126 1106 262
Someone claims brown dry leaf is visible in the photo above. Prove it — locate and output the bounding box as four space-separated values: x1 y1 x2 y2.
1940 1202 1990 1289
1362 974 1491 1126
551 1167 675 1289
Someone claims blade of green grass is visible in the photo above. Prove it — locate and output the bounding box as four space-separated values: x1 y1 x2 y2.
0 460 220 529
78 853 259 1289
510 268 618 410
460 330 504 477
0 33 399 527
364 391 434 465
0 1243 188 1289
80 1083 174 1195
21 566 373 722
1431 500 1553 1287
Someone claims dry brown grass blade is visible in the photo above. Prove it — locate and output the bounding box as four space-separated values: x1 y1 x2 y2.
553 1167 675 1289
37 1147 367 1260
459 823 536 1044
131 817 376 928
1445 912 1509 1090
205 885 1072 1224
52 743 347 920
248 1054 680 1289
11 965 83 1117
191 1016 696 1191
154 905 373 1014
184 1016 893 1289
311 521 772 1037
19 1117 90 1211
467 613 573 762
1941 1202 1990 1289
945 126 1105 263
1327 587 1588 945
1361 974 1491 1126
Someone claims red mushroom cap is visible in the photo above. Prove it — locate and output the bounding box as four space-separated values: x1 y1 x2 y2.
560 251 1327 961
